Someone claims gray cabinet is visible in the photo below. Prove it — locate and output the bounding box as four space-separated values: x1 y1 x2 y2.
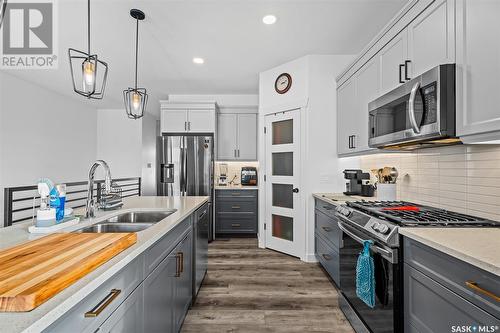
215 189 258 235
144 230 193 333
456 0 500 141
314 199 341 287
46 213 198 333
217 113 257 160
98 283 144 333
403 237 500 332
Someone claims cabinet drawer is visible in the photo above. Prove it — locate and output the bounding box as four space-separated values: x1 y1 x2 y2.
145 216 191 275
216 214 257 233
216 189 257 199
404 264 499 332
315 199 338 219
216 200 257 213
45 256 144 333
315 209 341 249
315 233 340 287
404 238 500 318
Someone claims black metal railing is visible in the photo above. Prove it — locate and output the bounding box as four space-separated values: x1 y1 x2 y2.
3 177 141 227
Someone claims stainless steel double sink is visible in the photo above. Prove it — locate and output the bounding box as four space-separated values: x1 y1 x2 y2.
75 210 176 233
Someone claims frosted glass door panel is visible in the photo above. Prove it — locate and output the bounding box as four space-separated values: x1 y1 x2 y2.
272 184 293 209
272 215 293 242
272 119 293 145
272 152 293 176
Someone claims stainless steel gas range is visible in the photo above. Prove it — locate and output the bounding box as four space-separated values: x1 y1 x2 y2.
335 201 499 333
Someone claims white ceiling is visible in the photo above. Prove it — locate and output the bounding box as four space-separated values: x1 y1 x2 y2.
3 0 407 114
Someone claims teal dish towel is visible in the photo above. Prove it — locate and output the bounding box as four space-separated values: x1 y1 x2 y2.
356 240 376 308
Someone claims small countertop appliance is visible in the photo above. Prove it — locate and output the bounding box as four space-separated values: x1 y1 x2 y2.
343 169 371 196
241 167 257 186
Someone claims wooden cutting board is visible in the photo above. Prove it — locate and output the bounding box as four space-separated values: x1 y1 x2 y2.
0 232 137 312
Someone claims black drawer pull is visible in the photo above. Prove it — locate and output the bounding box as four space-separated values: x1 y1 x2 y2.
322 254 332 261
321 226 332 232
231 223 241 228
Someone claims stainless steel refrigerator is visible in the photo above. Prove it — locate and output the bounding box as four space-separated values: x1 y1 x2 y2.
157 135 214 239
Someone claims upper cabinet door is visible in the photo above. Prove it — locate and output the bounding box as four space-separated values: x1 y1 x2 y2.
237 114 258 160
161 109 188 133
354 57 380 152
379 30 408 94
188 110 215 133
337 79 356 155
217 114 238 160
407 0 455 79
456 0 500 137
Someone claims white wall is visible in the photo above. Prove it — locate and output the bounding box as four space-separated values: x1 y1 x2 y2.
167 94 258 108
96 109 142 179
0 72 98 226
141 113 159 196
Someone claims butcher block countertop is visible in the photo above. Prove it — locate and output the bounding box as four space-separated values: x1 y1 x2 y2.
0 233 137 312
0 196 209 333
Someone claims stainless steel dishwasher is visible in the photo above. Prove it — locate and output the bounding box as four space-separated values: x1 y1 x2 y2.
193 203 209 297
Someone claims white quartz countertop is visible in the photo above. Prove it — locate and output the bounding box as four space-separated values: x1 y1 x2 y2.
400 228 500 276
215 185 258 190
0 196 209 333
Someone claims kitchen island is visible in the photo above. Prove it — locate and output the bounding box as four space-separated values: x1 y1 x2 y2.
0 196 209 333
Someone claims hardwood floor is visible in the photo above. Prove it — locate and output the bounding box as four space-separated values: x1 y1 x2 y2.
182 238 354 333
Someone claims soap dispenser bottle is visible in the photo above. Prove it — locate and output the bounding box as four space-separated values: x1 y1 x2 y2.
36 181 56 227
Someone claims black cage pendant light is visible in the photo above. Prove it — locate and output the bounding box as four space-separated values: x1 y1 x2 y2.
68 0 108 99
124 9 147 120
0 0 7 29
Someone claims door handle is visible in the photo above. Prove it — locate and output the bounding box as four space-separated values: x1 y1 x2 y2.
348 135 353 149
404 60 411 80
409 81 421 134
292 188 299 193
351 135 356 149
184 121 187 131
179 252 184 273
234 149 237 158
175 253 181 277
399 64 405 83
84 289 121 317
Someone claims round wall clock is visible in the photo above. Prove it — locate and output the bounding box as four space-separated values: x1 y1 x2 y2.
275 73 292 94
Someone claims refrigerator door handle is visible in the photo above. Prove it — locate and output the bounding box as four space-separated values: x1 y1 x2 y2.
183 137 188 195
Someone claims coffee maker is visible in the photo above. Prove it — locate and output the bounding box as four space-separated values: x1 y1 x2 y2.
218 163 228 186
343 169 372 196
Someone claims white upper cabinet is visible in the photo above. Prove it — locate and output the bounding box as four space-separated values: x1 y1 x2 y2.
355 58 380 152
237 114 258 160
217 114 238 160
456 0 500 139
217 113 257 160
407 0 455 79
160 101 217 134
337 79 357 155
161 109 187 133
187 110 216 133
379 30 408 95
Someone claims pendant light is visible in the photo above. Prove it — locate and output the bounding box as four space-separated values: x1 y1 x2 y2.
68 0 108 99
123 9 147 120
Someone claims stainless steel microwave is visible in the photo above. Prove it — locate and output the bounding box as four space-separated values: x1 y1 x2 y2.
368 64 458 149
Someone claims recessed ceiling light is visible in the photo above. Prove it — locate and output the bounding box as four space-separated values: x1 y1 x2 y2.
193 57 204 64
262 15 277 25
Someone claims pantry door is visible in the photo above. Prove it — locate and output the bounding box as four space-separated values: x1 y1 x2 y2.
264 109 302 258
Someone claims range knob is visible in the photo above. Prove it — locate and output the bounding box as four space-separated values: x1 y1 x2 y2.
378 224 390 234
371 222 380 230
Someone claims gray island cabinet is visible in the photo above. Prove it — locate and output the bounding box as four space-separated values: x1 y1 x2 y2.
403 237 500 332
314 198 342 287
46 202 209 333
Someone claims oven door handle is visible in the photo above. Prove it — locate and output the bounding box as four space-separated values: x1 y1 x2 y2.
408 81 421 134
337 221 398 264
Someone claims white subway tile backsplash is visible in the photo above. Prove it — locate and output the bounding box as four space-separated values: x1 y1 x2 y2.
360 145 500 221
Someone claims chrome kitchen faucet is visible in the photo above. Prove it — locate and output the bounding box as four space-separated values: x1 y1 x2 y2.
85 160 123 218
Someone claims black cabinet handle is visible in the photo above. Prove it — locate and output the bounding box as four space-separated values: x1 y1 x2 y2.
292 188 299 193
348 135 353 149
404 60 411 81
399 64 405 83
351 135 356 149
